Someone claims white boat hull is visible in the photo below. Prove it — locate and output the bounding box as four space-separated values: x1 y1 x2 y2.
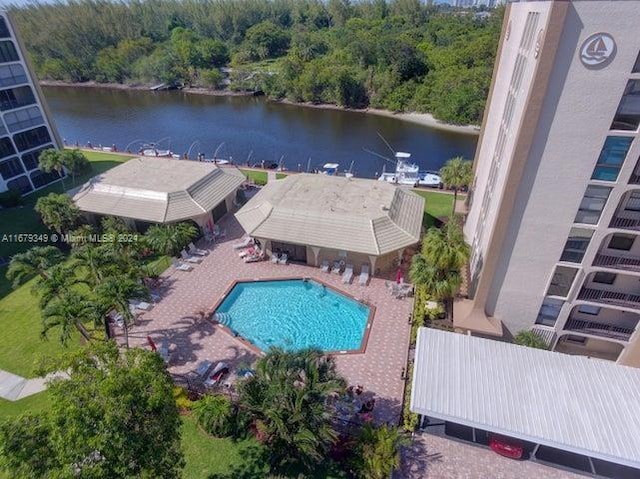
378 172 442 187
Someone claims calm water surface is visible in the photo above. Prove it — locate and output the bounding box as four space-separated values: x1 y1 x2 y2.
43 86 477 178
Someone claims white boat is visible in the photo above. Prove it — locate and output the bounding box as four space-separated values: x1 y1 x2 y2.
203 158 230 165
378 152 442 187
140 143 174 158
321 163 354 178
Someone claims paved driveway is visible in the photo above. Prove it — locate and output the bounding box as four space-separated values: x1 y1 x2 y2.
127 215 413 423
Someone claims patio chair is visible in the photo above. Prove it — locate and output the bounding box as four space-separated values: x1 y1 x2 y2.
180 249 202 263
320 259 330 273
204 362 229 387
172 258 193 272
195 360 213 378
244 250 265 263
233 236 254 250
331 260 342 274
213 225 226 239
158 337 170 363
188 242 208 256
278 253 288 265
129 299 152 311
271 252 280 263
342 264 353 284
359 264 369 286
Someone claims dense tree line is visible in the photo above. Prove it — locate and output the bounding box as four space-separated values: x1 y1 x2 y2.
12 0 502 124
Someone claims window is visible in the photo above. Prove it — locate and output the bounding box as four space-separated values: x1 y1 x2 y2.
6 174 32 194
547 265 578 297
21 145 52 170
608 233 635 251
591 136 633 181
0 64 27 88
535 297 563 326
0 156 23 180
560 228 593 263
574 185 611 224
593 271 616 285
0 85 35 111
577 305 601 316
633 51 640 73
0 40 18 64
13 126 51 152
624 191 640 212
611 80 640 131
4 106 44 132
30 168 59 189
0 136 15 158
0 18 10 39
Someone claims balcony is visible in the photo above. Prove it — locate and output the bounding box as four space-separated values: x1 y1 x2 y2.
610 191 640 231
593 252 640 272
630 171 640 185
564 318 635 341
577 287 640 309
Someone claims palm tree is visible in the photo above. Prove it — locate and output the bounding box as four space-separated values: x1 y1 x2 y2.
38 148 66 190
71 244 116 287
33 262 82 309
145 222 198 256
96 275 149 348
41 291 96 344
34 193 80 234
410 222 469 318
351 424 408 479
237 348 345 472
60 149 89 187
6 246 64 288
439 156 473 217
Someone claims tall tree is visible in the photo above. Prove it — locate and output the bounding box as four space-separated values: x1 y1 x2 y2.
41 290 96 344
410 221 469 318
71 244 117 287
38 149 66 189
5 245 64 288
96 275 149 348
0 342 184 478
33 262 82 309
145 222 198 256
439 156 473 217
35 193 81 234
60 149 90 187
238 348 345 472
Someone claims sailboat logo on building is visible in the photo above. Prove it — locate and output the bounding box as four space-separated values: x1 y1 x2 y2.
580 33 616 68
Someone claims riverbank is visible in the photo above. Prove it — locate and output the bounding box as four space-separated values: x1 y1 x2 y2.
40 80 480 135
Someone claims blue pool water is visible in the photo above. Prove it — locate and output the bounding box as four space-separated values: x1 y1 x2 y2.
214 279 370 352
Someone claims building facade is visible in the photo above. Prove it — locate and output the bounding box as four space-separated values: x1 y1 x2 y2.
459 0 640 367
0 10 62 195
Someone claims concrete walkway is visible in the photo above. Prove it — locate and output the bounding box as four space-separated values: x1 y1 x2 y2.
0 370 62 401
267 170 277 182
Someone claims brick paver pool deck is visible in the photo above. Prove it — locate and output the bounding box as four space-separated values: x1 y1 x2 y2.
127 215 413 423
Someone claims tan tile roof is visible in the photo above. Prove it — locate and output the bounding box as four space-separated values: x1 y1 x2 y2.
235 174 424 255
71 158 244 223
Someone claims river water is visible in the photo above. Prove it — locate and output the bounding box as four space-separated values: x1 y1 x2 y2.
42 86 477 179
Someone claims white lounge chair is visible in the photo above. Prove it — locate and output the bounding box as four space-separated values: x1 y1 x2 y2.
204 362 229 387
189 242 208 256
244 250 265 263
320 260 330 273
359 264 369 286
271 253 280 263
158 337 170 363
129 299 153 311
195 360 212 378
172 258 193 271
233 236 254 250
278 253 288 265
181 249 202 263
342 264 353 284
331 260 342 274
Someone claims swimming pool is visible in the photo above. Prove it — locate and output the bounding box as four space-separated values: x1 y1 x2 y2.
214 279 371 352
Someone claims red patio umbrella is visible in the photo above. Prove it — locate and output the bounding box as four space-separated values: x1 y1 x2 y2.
396 268 404 284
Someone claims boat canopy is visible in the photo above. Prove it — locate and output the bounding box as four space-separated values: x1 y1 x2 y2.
323 163 340 169
395 152 411 159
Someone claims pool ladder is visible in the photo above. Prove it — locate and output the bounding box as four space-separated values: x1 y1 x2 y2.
214 312 231 326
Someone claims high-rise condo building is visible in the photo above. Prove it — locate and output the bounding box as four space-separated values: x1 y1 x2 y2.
457 0 640 367
0 10 62 195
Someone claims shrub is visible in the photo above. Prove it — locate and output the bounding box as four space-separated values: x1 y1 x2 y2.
351 424 408 479
514 330 548 350
193 394 234 437
0 189 23 208
173 387 195 411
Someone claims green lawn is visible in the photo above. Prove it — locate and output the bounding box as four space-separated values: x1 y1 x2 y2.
412 189 464 228
0 151 132 259
0 390 52 420
239 168 268 186
275 172 288 180
0 275 81 377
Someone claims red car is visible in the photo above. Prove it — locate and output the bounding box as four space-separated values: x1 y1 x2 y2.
489 434 524 459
